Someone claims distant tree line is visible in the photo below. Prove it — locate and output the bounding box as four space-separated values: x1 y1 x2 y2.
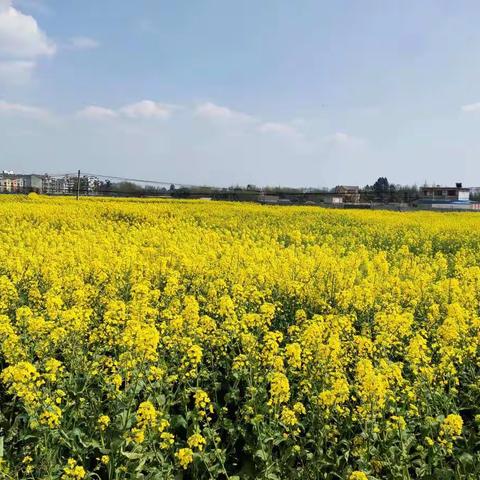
94 180 170 196
363 177 421 203
85 176 423 203
162 177 422 203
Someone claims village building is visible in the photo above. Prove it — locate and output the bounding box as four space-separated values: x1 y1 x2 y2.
421 183 470 203
333 185 361 203
0 172 43 193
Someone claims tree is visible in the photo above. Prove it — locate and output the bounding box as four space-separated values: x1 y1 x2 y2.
116 181 143 195
373 177 389 194
103 179 112 193
171 187 191 198
371 177 390 202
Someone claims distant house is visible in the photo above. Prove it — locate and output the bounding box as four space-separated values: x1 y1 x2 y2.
334 185 360 203
421 183 470 203
42 175 67 194
0 173 42 193
258 194 280 204
42 174 101 194
470 187 480 197
324 195 344 204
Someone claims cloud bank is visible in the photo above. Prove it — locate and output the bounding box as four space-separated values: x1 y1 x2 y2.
0 0 55 84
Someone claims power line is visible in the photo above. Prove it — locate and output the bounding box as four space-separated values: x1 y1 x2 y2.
81 172 213 189
13 170 421 200
40 171 330 195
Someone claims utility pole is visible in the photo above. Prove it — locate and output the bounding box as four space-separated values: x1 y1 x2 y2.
76 169 81 200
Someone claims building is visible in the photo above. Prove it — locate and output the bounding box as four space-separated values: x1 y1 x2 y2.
324 195 344 205
258 194 280 204
42 175 67 194
334 185 360 203
0 173 42 193
25 175 42 191
415 182 480 210
42 174 101 195
322 186 360 205
421 183 470 203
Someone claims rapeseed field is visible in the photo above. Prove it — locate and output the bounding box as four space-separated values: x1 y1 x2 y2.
1 195 480 479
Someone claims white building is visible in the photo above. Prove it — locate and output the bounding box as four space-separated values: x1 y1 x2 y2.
0 173 42 193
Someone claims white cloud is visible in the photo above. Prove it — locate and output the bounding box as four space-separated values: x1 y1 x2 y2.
119 100 174 119
258 121 301 138
0 99 49 118
0 0 55 84
0 2 55 58
76 100 177 121
195 102 254 123
76 105 117 120
68 36 100 50
461 102 480 113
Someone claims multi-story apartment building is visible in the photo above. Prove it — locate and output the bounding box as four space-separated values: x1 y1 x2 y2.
0 172 43 193
41 174 101 194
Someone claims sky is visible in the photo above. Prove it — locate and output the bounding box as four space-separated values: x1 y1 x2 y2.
2 0 480 188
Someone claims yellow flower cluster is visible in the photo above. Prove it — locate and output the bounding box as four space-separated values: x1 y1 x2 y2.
131 400 166 444
187 432 206 451
176 448 194 469
0 195 480 478
97 414 110 431
349 472 369 480
194 389 214 417
61 459 86 480
438 413 464 453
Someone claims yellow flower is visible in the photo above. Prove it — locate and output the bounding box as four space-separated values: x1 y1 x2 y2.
425 436 434 447
285 342 302 369
44 358 63 382
280 407 298 427
148 365 165 382
130 399 159 444
187 432 206 451
355 359 389 416
268 371 290 406
440 414 463 438
39 403 62 428
1 361 41 407
62 458 86 480
97 415 110 431
194 389 213 416
160 432 175 449
176 448 193 469
136 401 157 429
131 427 145 444
349 471 369 480
387 415 406 432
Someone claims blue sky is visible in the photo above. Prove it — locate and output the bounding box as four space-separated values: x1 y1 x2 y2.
2 0 480 187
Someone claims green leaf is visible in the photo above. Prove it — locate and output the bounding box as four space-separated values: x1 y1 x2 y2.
255 449 268 461
121 450 144 460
